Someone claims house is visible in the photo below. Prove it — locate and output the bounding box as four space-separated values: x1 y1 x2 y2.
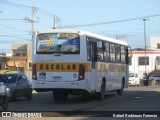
0 43 32 79
129 36 160 78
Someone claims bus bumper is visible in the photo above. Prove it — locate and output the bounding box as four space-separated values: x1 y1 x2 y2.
32 80 90 93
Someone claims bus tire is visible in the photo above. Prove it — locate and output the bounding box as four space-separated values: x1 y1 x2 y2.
53 90 68 101
117 79 125 95
97 80 105 100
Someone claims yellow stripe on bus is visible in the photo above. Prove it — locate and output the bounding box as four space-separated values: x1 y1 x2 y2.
97 63 126 72
33 63 92 72
32 62 126 73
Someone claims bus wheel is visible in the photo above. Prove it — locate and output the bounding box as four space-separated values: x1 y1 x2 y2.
98 80 105 100
53 90 68 101
117 80 124 95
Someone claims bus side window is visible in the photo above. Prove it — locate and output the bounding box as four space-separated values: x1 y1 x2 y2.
87 38 91 61
97 41 103 61
121 46 125 63
110 43 115 62
104 42 110 62
115 45 121 62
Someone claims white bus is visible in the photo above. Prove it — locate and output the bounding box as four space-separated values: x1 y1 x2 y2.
32 29 129 101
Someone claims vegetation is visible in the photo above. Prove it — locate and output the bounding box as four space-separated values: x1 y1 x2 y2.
148 69 160 76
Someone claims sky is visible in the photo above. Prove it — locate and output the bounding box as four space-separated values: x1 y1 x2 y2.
0 0 160 53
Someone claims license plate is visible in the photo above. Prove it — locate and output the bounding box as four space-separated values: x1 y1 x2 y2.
53 77 62 80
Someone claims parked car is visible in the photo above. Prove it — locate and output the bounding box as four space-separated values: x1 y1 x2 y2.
129 73 140 86
142 75 160 86
28 80 32 88
142 75 150 86
0 71 32 101
143 75 150 81
148 75 160 81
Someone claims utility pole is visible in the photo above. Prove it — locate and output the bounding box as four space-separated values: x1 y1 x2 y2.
53 15 56 29
143 18 149 75
25 6 35 32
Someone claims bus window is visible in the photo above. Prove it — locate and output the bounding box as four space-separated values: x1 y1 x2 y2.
36 33 80 54
97 41 103 61
104 42 110 62
115 45 121 62
121 46 125 62
87 38 91 61
110 43 115 62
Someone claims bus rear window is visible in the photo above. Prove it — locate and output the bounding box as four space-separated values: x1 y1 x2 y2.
36 33 80 54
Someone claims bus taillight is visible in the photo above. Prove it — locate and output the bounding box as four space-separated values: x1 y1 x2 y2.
78 64 85 80
32 64 37 80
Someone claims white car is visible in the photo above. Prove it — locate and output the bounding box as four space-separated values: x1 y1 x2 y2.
129 73 140 86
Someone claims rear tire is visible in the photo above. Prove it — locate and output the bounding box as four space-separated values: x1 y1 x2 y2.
116 87 123 95
53 90 68 101
97 80 105 100
117 80 124 95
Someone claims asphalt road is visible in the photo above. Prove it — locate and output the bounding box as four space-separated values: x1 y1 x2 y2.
1 85 160 119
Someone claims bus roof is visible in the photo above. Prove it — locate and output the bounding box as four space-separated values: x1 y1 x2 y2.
35 29 128 46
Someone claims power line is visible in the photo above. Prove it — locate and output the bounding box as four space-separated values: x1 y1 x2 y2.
0 0 31 10
0 0 70 28
0 19 26 20
0 0 53 18
37 7 54 18
0 23 30 33
0 33 31 39
64 13 160 28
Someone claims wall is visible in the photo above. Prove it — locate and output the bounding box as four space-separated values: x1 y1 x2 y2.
129 51 160 79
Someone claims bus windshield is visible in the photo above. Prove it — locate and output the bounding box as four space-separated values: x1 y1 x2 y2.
36 33 80 54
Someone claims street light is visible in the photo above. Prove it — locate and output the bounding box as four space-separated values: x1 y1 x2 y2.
143 18 149 75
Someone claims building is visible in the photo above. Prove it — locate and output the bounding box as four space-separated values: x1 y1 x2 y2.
150 36 160 50
129 49 160 78
12 43 28 56
5 56 27 72
0 56 7 70
0 43 32 79
129 36 160 78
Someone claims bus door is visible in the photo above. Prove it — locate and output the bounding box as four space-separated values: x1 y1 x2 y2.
90 42 97 91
